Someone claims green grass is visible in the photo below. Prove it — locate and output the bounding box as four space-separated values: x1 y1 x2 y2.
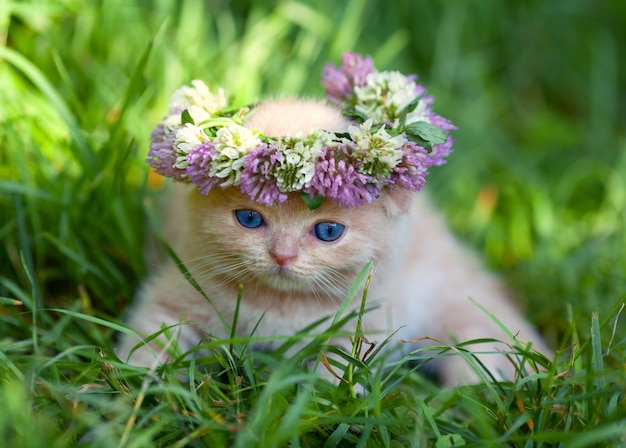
1 0 625 446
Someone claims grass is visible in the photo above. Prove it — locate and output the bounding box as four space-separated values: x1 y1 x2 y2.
1 0 625 446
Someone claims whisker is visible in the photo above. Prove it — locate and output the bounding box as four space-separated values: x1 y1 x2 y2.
167 247 356 311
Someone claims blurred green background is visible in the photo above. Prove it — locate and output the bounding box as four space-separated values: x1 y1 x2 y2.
1 1 625 444
1 0 625 345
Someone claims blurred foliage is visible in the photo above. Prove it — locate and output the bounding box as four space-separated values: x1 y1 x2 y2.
1 0 625 445
2 0 624 335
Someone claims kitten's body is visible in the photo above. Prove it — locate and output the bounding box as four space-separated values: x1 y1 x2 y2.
119 99 549 385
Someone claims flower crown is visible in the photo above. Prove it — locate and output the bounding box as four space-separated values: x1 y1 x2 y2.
147 52 455 210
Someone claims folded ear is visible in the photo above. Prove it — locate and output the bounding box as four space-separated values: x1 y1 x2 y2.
382 188 414 217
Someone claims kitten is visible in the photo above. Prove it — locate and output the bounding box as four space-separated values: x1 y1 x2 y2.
118 98 550 386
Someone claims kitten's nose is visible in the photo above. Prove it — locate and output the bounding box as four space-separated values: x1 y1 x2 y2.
270 250 297 267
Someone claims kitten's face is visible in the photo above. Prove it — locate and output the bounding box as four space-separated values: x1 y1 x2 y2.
180 98 410 307
184 187 408 304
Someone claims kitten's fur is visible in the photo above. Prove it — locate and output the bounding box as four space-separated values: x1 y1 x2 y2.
119 99 549 385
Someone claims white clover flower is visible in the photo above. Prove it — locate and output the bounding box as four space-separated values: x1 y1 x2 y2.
213 123 259 154
354 71 429 126
169 80 228 115
173 123 210 169
274 133 326 191
209 123 261 186
161 113 184 133
302 129 335 148
160 104 213 139
150 52 454 209
347 119 404 151
185 105 213 124
347 119 404 176
403 100 430 127
346 118 375 149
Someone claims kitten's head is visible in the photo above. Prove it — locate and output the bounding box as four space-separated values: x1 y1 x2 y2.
185 187 410 305
181 98 412 307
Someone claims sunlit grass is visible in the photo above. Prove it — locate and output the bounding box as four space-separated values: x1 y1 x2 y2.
1 0 625 446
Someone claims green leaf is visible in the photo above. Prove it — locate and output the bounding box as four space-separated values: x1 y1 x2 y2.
403 96 421 114
405 121 448 145
330 261 373 327
0 297 23 306
406 134 432 151
181 109 195 125
591 312 605 391
343 108 369 122
398 97 422 128
435 434 466 448
398 110 407 129
300 192 324 210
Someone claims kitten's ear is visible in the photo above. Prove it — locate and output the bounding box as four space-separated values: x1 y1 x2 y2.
382 188 413 216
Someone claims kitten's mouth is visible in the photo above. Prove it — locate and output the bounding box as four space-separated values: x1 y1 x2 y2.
261 266 309 291
245 264 350 300
271 265 298 280
274 265 291 276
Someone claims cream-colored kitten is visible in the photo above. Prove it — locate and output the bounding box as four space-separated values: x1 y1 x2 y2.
119 99 549 386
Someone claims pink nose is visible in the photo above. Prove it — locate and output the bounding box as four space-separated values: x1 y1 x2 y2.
270 251 297 266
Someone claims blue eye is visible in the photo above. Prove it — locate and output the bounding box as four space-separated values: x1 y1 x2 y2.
314 222 345 242
235 210 264 229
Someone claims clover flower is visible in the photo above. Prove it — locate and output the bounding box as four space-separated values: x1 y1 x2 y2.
321 52 375 104
345 119 404 179
420 112 457 166
273 131 330 192
147 52 455 210
186 143 220 194
354 71 428 126
169 80 227 116
184 105 213 125
173 123 211 170
147 114 187 180
307 146 380 208
208 123 261 187
240 143 288 206
147 80 226 180
388 141 432 191
429 137 455 166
